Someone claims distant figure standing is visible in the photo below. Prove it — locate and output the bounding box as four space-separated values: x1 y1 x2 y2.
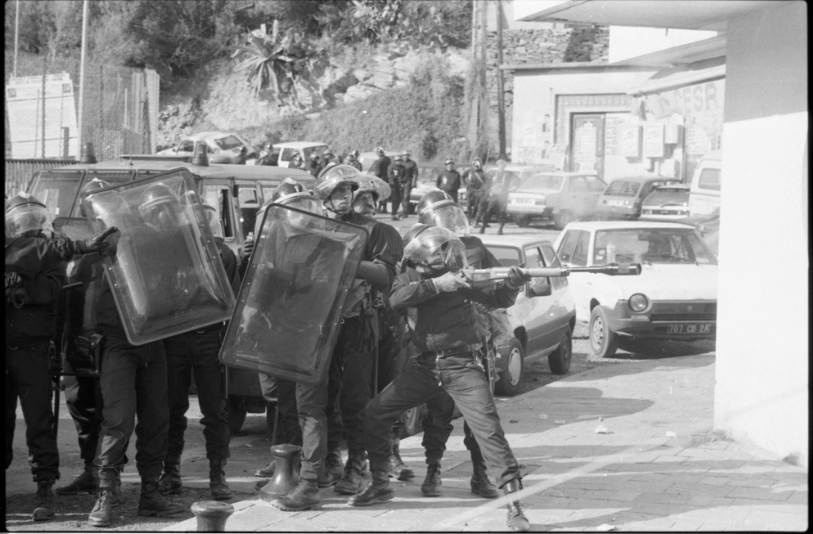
231 146 248 165
308 153 321 177
398 151 418 218
369 147 391 214
346 150 363 171
462 158 486 222
478 159 516 236
387 155 405 221
436 159 461 203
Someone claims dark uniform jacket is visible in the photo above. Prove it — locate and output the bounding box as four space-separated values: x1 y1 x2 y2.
339 210 399 289
389 269 518 353
401 159 418 188
369 156 392 183
437 170 462 194
5 235 83 274
6 261 63 345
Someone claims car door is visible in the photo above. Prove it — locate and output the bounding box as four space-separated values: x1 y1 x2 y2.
540 242 573 338
556 229 592 321
515 244 557 357
201 180 240 253
235 182 264 239
277 147 296 168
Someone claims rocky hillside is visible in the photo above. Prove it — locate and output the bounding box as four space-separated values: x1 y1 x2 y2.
157 45 470 151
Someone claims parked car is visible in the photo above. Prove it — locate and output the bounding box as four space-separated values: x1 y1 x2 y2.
688 150 722 217
157 131 258 164
677 207 721 256
640 184 691 221
506 171 607 229
272 142 330 168
554 221 718 358
478 235 577 396
594 176 681 220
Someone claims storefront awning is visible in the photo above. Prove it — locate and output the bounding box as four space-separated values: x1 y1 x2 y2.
628 56 726 96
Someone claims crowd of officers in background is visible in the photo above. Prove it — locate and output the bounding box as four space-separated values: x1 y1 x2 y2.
4 152 528 532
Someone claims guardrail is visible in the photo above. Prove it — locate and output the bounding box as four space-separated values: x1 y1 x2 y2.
4 158 78 196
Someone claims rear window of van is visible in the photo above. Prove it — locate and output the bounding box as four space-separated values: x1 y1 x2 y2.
697 169 721 191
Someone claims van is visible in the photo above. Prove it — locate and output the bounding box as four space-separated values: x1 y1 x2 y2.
28 147 314 433
272 142 330 168
688 150 722 217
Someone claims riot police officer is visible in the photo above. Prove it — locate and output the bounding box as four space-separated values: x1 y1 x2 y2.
463 159 487 222
270 165 398 512
349 226 531 532
156 203 241 501
414 191 501 499
5 193 64 522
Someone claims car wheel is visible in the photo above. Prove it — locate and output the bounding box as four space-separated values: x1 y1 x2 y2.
494 337 524 397
227 395 248 436
589 306 619 358
554 210 576 230
548 328 573 374
515 215 531 228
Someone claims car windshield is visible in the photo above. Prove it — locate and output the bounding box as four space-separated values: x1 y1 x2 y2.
520 174 563 191
644 188 689 206
604 180 642 197
214 135 244 151
593 228 716 266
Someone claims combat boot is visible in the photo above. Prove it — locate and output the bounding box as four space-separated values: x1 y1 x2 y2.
348 468 394 507
209 458 232 500
56 466 97 495
318 446 344 488
254 461 275 477
87 486 114 527
391 439 415 481
503 479 530 532
470 463 499 499
333 452 364 495
158 461 182 495
270 478 321 511
421 463 442 497
32 480 55 521
137 478 186 517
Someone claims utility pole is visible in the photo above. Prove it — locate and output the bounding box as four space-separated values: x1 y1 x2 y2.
78 0 89 154
496 0 507 160
14 0 20 77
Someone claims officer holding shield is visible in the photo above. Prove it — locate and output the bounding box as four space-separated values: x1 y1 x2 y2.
270 165 398 511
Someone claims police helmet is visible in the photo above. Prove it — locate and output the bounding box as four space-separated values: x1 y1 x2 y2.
403 225 467 274
138 183 182 229
472 158 482 169
314 164 360 200
5 192 52 238
78 178 111 217
352 173 391 203
271 178 322 213
416 190 470 236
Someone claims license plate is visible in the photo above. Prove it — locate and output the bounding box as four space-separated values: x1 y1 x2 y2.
666 324 712 334
513 198 534 205
607 199 625 206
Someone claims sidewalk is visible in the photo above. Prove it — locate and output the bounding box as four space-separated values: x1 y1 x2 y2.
166 353 808 532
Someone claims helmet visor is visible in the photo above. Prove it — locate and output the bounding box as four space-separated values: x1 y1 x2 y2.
403 226 468 272
429 203 470 236
5 203 52 237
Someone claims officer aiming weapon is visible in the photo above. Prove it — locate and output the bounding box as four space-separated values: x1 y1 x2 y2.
460 263 642 287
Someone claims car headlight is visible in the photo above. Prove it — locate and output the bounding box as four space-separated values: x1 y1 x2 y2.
628 293 649 312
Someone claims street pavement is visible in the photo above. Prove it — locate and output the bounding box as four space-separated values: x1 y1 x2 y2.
164 351 808 532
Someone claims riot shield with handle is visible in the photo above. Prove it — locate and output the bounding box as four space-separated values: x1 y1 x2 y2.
220 204 368 385
80 169 236 345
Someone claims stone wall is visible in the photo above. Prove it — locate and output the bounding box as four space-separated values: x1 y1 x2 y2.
485 25 610 115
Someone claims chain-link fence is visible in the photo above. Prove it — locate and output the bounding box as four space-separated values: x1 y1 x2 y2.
5 159 78 197
4 50 159 163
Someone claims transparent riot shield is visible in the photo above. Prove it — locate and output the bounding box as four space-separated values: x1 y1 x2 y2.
220 205 368 384
53 217 107 376
80 170 236 345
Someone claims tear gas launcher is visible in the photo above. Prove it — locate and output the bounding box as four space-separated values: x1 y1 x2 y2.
460 263 642 287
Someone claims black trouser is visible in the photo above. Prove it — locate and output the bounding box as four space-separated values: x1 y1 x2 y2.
467 190 482 221
389 187 402 217
399 185 413 217
163 330 230 464
6 341 60 482
63 374 104 470
424 391 485 467
364 353 520 487
479 196 509 228
95 331 168 484
260 375 302 446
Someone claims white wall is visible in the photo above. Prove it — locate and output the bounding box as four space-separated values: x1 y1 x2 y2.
609 27 718 63
714 2 808 466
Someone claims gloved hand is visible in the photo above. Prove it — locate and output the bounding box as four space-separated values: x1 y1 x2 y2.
239 237 255 261
432 272 470 293
76 226 119 255
506 266 532 289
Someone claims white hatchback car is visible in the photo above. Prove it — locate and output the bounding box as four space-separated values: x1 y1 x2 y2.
478 235 576 396
554 221 718 358
157 131 258 164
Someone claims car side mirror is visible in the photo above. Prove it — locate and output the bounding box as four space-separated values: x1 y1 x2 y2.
528 281 552 297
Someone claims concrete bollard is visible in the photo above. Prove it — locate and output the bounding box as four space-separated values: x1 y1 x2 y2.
259 443 302 503
191 500 234 532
